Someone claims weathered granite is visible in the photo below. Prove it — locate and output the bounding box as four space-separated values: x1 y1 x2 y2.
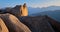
0 18 9 32
0 13 31 32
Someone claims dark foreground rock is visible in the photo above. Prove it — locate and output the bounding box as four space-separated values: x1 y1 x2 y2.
46 16 60 32
0 13 31 32
19 15 60 32
19 16 55 32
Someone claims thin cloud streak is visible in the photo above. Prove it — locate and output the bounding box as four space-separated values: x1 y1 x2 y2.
29 1 60 8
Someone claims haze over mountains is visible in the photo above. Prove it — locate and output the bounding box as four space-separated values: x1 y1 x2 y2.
28 6 60 22
28 6 60 14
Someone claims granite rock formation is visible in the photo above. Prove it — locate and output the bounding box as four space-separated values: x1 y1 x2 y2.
20 16 55 32
20 3 28 16
19 16 60 32
4 3 28 18
0 13 31 32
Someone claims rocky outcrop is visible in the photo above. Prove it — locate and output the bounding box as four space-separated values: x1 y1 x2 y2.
0 13 31 32
0 18 9 32
20 16 55 32
4 3 28 17
20 3 28 16
19 15 60 32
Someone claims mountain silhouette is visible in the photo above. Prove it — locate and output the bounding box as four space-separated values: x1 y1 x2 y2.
0 4 60 32
30 10 60 22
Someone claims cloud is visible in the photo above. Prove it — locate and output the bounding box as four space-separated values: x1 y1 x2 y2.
29 0 60 8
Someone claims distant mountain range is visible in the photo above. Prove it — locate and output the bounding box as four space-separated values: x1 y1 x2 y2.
28 6 60 14
28 6 60 22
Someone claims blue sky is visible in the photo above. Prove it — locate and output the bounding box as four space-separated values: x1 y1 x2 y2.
0 0 60 8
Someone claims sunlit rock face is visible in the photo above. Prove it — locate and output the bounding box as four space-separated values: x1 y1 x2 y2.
20 3 28 16
0 13 31 32
0 18 9 32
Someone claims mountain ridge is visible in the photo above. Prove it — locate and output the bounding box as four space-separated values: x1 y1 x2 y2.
28 6 60 15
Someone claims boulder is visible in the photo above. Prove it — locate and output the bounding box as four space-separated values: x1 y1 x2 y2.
0 13 31 32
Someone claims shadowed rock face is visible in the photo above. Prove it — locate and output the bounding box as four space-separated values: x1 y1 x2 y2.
0 18 9 32
0 13 31 32
46 16 60 32
19 15 60 32
20 16 55 32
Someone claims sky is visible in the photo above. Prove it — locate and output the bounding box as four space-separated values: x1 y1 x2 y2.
0 0 60 8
